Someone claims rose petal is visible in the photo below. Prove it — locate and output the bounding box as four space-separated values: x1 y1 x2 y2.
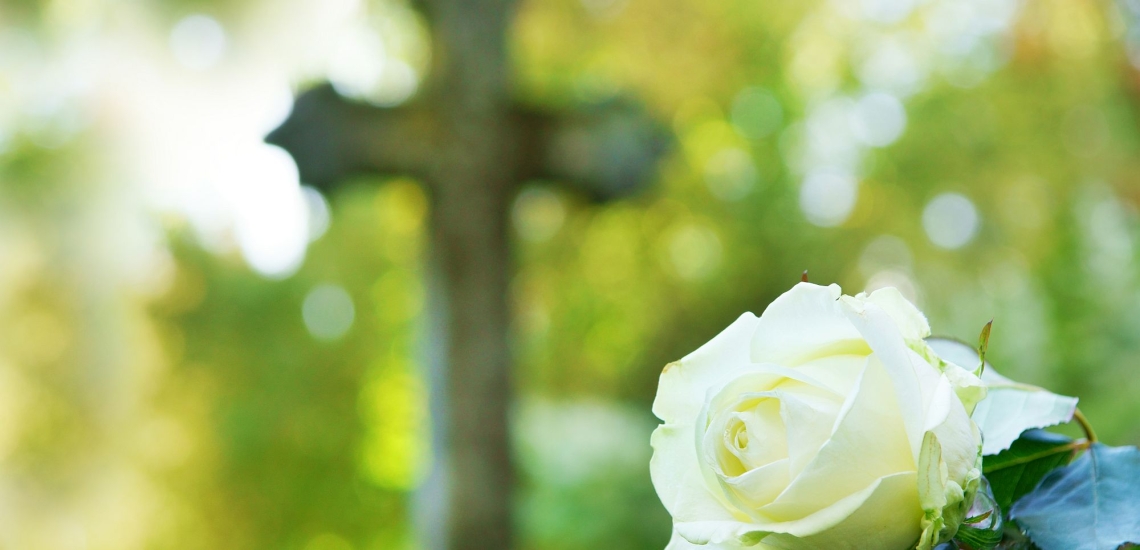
923 373 954 433
732 400 787 469
719 458 791 512
702 367 848 419
654 312 761 425
928 377 979 486
651 422 742 523
697 367 842 477
703 396 787 477
762 472 923 549
751 283 869 366
778 391 842 477
863 286 932 344
674 471 921 548
840 298 942 459
762 357 914 520
793 354 867 397
666 529 754 550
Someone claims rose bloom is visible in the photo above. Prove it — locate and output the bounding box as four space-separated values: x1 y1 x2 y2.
651 283 986 549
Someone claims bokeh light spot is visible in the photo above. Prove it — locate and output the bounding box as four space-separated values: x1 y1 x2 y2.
228 145 310 278
302 284 356 341
849 92 906 147
799 170 858 227
377 180 428 237
328 27 420 107
857 0 917 23
922 192 979 249
858 235 913 278
328 27 387 100
802 97 860 173
359 369 430 490
703 148 758 202
857 38 925 96
303 186 331 242
513 186 566 243
372 59 419 107
666 223 722 281
730 87 783 140
865 270 920 305
169 15 227 71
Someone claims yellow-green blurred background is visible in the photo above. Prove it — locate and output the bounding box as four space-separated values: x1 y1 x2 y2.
3 0 1140 548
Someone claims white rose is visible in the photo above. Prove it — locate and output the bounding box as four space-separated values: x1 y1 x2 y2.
650 283 985 549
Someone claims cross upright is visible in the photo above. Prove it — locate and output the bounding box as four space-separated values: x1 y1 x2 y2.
267 1 666 548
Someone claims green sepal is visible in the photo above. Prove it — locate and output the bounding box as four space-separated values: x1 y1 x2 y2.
917 432 983 550
976 320 992 377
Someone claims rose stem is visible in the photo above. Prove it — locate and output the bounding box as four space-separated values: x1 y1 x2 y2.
1073 408 1098 444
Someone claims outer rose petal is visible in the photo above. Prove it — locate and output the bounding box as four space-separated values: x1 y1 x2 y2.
927 375 979 486
920 338 988 415
666 530 768 550
751 283 868 366
761 472 923 550
653 312 761 425
651 423 741 523
839 297 942 460
862 287 932 344
674 472 921 549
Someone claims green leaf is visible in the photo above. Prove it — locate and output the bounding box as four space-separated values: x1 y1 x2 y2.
957 523 1003 549
982 430 1080 513
928 336 1078 456
1010 444 1140 550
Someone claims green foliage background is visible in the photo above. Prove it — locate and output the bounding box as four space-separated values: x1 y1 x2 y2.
2 0 1140 548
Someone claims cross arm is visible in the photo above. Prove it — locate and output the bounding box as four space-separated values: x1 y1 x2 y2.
266 85 669 202
265 83 438 190
523 96 671 202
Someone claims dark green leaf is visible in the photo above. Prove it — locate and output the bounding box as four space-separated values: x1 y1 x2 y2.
958 523 1004 549
1010 444 1140 550
983 430 1080 513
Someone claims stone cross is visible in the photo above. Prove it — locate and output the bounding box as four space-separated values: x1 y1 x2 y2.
266 1 666 547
